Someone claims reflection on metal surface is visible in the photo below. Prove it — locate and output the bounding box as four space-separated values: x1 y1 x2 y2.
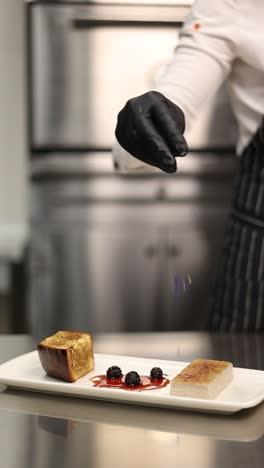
147 431 179 445
0 391 264 443
38 415 79 437
94 423 214 468
147 432 213 467
0 404 263 468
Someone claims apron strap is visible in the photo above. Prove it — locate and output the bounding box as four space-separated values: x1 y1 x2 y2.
232 208 264 229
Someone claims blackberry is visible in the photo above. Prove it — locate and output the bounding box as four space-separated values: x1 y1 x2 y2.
150 367 163 380
125 371 141 387
106 366 123 380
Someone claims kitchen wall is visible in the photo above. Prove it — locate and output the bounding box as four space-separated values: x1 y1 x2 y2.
0 0 28 261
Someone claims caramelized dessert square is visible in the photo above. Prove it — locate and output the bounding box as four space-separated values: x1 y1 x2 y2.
37 331 94 382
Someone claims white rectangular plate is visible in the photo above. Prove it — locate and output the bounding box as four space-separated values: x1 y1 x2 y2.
0 352 264 414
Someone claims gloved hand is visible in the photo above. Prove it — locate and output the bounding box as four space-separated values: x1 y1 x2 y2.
115 91 188 174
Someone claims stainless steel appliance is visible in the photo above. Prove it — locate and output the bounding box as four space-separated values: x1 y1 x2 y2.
28 1 238 339
29 0 237 152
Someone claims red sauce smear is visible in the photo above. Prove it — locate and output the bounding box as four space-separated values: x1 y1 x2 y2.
90 375 170 392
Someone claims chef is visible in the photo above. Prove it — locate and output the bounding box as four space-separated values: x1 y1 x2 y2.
114 0 264 331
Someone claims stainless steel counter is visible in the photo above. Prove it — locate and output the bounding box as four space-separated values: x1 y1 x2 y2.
0 333 263 468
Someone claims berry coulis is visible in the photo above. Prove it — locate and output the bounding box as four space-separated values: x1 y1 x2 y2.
90 374 170 391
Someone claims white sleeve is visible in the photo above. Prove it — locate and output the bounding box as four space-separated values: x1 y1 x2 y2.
156 0 239 130
113 0 239 173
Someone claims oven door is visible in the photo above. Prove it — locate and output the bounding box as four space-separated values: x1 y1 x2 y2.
29 2 187 151
29 2 237 152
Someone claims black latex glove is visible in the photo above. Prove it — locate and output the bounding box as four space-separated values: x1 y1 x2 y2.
115 91 188 174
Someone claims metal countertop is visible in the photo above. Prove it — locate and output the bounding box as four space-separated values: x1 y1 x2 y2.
0 332 263 468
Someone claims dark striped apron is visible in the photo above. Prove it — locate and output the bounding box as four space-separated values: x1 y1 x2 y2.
209 119 264 331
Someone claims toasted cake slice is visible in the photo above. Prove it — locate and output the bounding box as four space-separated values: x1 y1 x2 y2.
171 359 233 399
37 331 94 382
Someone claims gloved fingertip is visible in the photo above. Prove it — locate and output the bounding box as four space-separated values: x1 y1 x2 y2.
161 159 177 174
165 165 177 174
175 142 188 157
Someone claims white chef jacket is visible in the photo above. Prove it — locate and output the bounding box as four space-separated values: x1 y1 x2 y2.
113 0 264 172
